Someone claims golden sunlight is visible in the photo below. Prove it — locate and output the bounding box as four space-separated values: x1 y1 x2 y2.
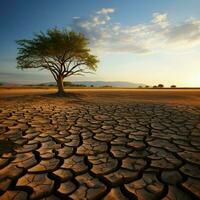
195 74 200 86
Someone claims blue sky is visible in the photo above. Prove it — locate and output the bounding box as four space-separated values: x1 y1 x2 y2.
1 0 200 86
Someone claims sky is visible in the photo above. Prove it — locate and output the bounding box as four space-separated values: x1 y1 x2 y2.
0 0 200 87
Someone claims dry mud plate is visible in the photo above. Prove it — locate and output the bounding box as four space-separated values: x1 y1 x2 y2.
0 90 200 200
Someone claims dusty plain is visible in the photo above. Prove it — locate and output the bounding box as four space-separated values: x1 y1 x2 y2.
0 88 200 200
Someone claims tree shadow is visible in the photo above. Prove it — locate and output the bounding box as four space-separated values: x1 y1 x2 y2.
40 92 86 103
0 91 87 105
41 92 81 98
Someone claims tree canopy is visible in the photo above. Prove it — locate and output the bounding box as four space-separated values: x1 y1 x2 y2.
16 28 99 94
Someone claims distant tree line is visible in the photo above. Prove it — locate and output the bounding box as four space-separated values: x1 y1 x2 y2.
138 84 177 88
63 81 86 87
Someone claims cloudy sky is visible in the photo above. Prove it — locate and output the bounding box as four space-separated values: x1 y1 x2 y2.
1 0 200 86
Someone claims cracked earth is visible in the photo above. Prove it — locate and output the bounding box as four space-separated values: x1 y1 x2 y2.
0 91 200 200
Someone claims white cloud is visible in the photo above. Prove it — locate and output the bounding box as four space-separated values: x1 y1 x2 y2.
72 16 80 20
71 8 200 54
152 13 167 23
152 13 169 28
167 19 200 43
96 8 115 15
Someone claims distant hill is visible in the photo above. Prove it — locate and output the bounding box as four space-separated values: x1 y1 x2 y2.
0 82 23 86
72 81 146 87
39 81 146 87
0 81 146 88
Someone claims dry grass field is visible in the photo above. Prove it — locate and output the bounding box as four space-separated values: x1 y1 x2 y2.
0 88 200 199
1 88 200 105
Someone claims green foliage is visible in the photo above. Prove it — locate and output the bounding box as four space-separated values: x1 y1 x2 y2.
63 81 86 87
16 28 99 80
48 84 56 87
73 84 86 87
63 81 73 86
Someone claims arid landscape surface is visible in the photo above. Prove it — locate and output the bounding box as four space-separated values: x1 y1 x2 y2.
1 88 200 105
0 88 200 199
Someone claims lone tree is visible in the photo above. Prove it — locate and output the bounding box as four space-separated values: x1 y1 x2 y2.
16 28 98 95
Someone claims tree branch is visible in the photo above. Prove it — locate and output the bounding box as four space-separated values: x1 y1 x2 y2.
63 62 87 77
61 54 74 75
43 57 60 76
49 68 58 81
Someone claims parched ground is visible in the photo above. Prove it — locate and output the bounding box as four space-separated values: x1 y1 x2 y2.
0 88 200 200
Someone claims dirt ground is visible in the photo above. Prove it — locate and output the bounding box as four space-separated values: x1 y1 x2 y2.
0 88 200 199
1 88 200 106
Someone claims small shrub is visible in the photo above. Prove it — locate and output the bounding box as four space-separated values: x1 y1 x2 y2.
170 85 176 88
158 84 164 88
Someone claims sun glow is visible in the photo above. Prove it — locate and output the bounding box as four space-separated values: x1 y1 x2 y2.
196 74 200 86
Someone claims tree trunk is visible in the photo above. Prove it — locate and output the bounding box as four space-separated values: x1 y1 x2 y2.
56 75 65 95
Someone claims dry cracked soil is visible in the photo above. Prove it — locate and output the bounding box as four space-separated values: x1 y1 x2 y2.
0 89 200 200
